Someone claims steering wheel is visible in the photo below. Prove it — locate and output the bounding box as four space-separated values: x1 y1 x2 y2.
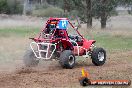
42 32 52 39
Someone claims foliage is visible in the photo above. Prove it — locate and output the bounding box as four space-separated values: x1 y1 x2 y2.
0 0 23 14
92 0 118 19
0 0 9 14
32 7 64 17
117 0 132 6
46 0 64 8
72 0 87 22
1 0 132 28
7 0 23 14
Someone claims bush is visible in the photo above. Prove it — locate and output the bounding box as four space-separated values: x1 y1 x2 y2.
35 3 50 9
128 10 132 14
0 0 9 14
0 0 23 14
32 7 64 17
110 9 118 16
7 0 23 14
69 10 79 20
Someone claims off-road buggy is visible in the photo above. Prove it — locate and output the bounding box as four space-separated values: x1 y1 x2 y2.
23 18 106 69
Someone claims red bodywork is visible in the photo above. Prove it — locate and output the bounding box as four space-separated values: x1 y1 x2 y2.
31 17 96 56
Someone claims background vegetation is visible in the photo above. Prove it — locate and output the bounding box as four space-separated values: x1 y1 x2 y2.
0 0 132 29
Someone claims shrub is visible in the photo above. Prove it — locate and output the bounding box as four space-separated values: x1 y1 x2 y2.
128 10 132 14
69 10 79 20
0 0 23 14
110 9 118 16
0 0 9 14
7 0 23 14
32 7 64 17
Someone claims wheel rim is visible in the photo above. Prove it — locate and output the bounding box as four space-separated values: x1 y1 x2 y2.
68 55 75 65
98 52 104 61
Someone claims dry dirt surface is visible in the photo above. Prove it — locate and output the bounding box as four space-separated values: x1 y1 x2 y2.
0 15 132 88
0 51 132 88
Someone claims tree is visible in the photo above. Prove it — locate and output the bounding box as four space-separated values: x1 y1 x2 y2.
0 0 9 14
100 0 107 29
86 0 92 27
0 0 22 14
93 0 118 29
118 0 132 14
72 0 92 28
62 0 76 18
118 0 132 6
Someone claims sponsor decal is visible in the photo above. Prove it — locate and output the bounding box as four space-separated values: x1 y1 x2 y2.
79 68 131 86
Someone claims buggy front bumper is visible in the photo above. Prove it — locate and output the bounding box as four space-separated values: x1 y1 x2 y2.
30 42 56 60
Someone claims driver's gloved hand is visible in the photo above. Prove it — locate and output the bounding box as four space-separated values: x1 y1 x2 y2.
68 35 75 40
75 36 79 42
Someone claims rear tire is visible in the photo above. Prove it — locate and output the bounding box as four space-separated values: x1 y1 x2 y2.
59 50 76 69
23 49 39 67
91 47 106 66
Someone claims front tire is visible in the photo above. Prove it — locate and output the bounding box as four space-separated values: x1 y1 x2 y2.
59 50 76 69
91 47 106 66
23 49 39 67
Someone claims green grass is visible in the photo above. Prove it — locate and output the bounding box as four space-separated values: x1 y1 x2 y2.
89 34 132 51
0 27 40 37
0 27 132 51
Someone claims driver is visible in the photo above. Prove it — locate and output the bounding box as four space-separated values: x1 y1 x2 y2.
44 24 56 34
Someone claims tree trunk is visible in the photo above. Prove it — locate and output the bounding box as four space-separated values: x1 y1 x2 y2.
100 0 107 29
63 0 66 14
63 0 69 16
53 0 56 6
86 0 92 28
23 0 27 15
101 15 107 29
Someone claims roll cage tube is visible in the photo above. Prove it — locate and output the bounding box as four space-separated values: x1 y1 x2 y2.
68 21 84 39
33 18 84 41
38 20 50 39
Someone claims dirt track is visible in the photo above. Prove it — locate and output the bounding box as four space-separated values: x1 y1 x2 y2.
0 50 131 88
0 15 132 88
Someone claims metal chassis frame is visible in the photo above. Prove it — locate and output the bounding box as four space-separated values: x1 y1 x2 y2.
70 40 95 58
30 42 56 60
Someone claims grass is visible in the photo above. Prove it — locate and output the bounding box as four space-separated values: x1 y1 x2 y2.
83 29 132 51
0 27 40 37
0 27 132 51
94 34 132 51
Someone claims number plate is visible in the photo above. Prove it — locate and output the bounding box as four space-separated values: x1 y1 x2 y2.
57 20 69 29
